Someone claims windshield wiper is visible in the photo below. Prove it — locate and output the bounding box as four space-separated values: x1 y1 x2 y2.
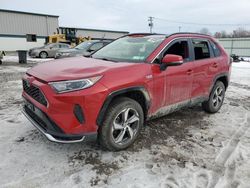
95 57 117 62
83 54 92 58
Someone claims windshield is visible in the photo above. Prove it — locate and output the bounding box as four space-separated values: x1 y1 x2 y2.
75 41 93 50
92 35 165 62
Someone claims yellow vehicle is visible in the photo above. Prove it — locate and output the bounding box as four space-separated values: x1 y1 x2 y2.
47 28 91 46
47 34 68 44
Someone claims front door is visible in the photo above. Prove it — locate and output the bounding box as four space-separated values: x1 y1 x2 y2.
151 39 194 115
163 39 194 106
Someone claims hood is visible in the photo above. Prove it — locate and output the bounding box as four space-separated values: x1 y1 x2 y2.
58 48 79 53
30 46 44 51
27 57 139 82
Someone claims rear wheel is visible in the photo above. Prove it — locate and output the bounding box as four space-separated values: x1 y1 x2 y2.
99 97 144 151
202 81 225 113
39 51 48 59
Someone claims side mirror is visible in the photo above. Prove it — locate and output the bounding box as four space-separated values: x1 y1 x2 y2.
160 54 183 70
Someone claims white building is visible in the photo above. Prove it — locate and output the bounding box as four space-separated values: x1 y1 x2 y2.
218 37 250 57
0 9 59 51
0 9 129 51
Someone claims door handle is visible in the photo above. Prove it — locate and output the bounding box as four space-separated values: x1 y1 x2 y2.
187 69 193 75
212 62 218 68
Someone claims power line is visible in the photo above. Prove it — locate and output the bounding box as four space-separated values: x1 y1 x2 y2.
153 17 250 26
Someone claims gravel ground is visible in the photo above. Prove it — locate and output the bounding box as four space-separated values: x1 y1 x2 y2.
0 58 250 188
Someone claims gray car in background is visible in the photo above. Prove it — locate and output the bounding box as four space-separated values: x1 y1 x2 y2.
55 40 111 59
29 43 71 58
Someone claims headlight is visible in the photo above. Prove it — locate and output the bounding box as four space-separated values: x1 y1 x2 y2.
49 76 102 93
62 52 71 56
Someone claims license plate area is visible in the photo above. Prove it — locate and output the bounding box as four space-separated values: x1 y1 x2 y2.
24 98 35 112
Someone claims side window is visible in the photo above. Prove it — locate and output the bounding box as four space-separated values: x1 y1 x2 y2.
163 40 190 62
26 34 37 42
192 40 211 60
59 44 69 49
210 41 221 57
89 43 103 51
51 44 59 49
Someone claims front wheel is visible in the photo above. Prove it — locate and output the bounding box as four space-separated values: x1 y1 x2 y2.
99 97 144 151
39 51 48 59
202 81 225 113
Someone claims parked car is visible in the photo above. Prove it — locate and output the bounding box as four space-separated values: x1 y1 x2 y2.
55 40 111 59
22 33 232 151
29 43 71 58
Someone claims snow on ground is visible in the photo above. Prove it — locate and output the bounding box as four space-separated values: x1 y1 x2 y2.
3 55 53 64
0 60 250 188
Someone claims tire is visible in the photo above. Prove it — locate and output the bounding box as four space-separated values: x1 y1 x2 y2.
202 81 225 113
39 51 48 59
98 97 144 151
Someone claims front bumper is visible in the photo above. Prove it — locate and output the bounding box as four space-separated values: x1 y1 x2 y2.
28 50 38 57
21 74 108 143
22 99 89 143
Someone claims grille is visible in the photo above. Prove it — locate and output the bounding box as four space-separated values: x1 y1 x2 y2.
23 79 48 107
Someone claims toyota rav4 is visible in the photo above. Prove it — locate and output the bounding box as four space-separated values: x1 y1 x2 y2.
22 33 232 151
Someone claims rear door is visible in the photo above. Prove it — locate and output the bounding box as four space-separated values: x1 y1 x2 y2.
190 38 219 101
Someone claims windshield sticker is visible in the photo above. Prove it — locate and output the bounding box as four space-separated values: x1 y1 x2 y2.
132 56 144 60
147 38 163 43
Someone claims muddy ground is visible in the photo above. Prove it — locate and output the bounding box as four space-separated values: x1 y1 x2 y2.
0 59 249 188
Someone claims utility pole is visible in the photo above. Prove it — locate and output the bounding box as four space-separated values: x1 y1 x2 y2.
148 16 154 33
179 26 181 32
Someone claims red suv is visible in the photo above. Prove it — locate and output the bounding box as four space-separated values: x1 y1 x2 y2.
22 33 232 150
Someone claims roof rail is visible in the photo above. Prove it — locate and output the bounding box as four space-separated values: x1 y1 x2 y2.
125 33 165 37
168 32 212 37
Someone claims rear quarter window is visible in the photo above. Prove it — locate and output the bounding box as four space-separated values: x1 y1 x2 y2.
210 41 221 57
192 39 211 60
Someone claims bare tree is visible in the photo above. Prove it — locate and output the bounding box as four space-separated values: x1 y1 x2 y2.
232 27 250 37
199 28 211 35
221 30 228 38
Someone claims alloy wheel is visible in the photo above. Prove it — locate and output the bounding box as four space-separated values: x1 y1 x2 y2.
212 86 224 108
111 108 140 145
40 52 47 59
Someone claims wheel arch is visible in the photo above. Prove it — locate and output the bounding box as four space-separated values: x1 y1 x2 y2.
211 73 229 92
96 86 151 126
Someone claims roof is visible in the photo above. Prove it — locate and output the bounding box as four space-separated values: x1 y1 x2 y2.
128 32 212 38
59 26 129 34
0 9 59 18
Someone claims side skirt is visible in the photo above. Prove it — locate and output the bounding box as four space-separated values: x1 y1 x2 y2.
147 96 208 120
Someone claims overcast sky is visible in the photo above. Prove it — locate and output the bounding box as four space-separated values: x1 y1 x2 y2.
1 0 250 34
